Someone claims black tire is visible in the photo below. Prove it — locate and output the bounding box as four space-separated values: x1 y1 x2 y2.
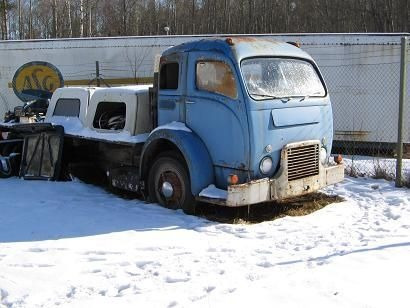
0 143 20 178
0 156 12 178
147 154 196 215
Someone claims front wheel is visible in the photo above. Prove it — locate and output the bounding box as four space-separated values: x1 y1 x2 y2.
147 154 196 215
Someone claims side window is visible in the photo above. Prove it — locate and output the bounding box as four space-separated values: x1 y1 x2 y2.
93 102 126 130
196 60 237 99
160 62 179 90
53 98 80 117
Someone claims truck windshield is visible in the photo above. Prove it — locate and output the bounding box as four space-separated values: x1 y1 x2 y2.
241 58 326 100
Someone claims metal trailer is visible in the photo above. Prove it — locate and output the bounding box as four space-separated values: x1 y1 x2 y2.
1 33 409 149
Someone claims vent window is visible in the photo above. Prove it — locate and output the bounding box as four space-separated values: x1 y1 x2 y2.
160 62 179 90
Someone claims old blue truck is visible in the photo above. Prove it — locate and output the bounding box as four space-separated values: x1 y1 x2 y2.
0 37 344 214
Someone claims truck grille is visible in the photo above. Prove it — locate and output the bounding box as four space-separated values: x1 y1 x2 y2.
287 144 319 181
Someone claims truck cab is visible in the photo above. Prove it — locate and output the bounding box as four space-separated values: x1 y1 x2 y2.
148 37 344 209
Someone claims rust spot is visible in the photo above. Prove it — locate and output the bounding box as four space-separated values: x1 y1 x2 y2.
225 37 234 45
231 37 279 45
232 37 259 43
334 154 343 164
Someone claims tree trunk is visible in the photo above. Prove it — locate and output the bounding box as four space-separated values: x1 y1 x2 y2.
122 0 126 35
80 0 84 37
1 0 8 40
29 0 33 38
18 0 22 39
52 0 58 38
89 0 92 36
67 0 73 37
191 0 195 34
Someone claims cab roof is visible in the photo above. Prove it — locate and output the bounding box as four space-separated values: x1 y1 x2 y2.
162 37 313 63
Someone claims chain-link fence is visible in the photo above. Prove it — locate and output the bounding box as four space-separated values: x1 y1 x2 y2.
306 38 409 186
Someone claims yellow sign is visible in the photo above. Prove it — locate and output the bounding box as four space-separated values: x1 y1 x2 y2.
12 61 64 102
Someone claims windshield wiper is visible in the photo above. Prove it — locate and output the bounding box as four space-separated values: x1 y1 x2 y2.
299 92 322 102
249 93 292 102
249 93 279 99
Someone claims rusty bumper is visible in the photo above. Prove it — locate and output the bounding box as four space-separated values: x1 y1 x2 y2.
219 163 344 207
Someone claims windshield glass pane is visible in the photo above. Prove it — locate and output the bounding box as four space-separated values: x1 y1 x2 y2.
241 58 326 99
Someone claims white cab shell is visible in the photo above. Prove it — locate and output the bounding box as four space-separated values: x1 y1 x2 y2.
46 85 151 139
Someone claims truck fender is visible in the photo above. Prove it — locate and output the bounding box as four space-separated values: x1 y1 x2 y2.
140 128 214 196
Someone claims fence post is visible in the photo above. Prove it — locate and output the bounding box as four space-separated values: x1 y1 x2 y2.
395 36 408 187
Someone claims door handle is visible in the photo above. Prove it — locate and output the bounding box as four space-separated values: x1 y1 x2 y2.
186 101 196 104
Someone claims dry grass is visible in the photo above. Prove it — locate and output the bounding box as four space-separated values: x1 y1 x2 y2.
101 178 345 223
373 163 394 180
197 193 344 224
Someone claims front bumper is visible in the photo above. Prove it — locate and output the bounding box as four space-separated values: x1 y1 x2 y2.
224 163 344 207
198 140 345 207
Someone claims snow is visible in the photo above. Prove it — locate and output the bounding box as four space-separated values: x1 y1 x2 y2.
49 116 149 144
199 184 228 200
0 176 409 307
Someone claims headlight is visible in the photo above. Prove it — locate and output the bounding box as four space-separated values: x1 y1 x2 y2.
259 156 273 175
320 147 327 165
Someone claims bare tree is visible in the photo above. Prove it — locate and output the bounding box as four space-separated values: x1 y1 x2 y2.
29 0 33 38
1 0 9 40
18 0 22 39
66 0 73 37
52 0 58 38
0 0 408 40
80 0 84 37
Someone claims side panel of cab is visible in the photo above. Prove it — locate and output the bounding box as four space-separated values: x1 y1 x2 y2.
185 51 250 188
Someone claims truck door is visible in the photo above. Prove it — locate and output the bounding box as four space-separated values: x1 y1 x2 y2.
186 52 250 187
157 53 187 125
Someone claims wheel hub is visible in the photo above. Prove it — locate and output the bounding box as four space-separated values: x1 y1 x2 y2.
161 181 174 198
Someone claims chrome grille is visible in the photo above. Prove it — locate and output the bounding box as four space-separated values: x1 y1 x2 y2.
287 144 319 181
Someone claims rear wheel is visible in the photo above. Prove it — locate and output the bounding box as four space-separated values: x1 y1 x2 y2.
0 156 12 178
148 154 196 215
0 143 20 178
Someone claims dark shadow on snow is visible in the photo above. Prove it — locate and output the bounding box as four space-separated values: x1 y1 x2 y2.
0 178 343 243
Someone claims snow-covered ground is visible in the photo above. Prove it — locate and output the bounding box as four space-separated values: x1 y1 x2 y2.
0 176 409 308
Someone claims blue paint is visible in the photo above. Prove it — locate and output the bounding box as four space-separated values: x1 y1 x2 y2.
272 106 321 127
185 51 250 189
141 129 214 195
159 100 176 110
157 52 187 125
152 37 334 193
